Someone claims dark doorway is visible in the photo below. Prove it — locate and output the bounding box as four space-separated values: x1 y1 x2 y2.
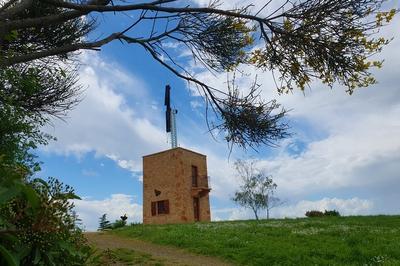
193 197 200 221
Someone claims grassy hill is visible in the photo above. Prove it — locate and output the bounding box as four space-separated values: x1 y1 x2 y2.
112 215 400 265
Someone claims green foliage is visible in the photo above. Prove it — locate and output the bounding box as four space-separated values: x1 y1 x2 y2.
219 88 290 150
305 210 324 217
112 219 127 230
1 0 94 64
247 2 396 94
114 216 400 265
305 210 341 218
0 176 93 265
323 209 341 217
180 13 255 71
0 1 94 264
0 56 90 266
232 159 278 220
98 214 112 231
0 63 81 118
0 101 51 174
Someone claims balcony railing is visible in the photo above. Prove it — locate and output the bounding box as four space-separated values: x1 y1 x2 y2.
191 175 211 197
191 175 211 188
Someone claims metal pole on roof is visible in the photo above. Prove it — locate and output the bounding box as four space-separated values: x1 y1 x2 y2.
170 109 178 148
165 85 178 148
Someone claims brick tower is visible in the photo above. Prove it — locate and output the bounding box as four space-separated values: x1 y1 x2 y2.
142 147 211 224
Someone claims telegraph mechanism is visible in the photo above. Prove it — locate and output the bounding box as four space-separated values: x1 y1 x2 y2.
165 85 178 148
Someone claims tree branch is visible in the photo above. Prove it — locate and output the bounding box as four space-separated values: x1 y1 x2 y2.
3 0 278 34
2 33 121 66
0 0 33 20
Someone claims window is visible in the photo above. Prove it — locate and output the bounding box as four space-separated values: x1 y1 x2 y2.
151 200 169 216
157 200 168 214
191 165 198 187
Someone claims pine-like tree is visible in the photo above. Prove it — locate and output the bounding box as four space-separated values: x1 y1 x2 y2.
98 213 111 231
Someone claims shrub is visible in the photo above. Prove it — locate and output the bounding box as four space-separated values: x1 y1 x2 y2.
112 219 127 229
305 209 341 218
305 210 324 217
0 176 94 265
324 209 340 217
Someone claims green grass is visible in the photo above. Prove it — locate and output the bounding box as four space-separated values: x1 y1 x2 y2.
95 248 165 265
112 215 400 265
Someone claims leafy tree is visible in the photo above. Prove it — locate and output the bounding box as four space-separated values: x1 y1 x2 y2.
232 159 280 220
98 214 112 231
1 0 396 149
0 8 93 262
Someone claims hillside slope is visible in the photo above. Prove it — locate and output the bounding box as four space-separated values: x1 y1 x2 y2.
112 216 400 265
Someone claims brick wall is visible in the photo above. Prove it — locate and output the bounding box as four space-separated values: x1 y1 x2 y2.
143 147 211 224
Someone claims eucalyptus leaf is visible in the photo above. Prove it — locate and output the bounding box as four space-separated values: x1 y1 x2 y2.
0 245 19 266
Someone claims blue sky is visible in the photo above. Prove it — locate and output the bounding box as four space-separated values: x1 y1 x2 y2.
36 1 400 231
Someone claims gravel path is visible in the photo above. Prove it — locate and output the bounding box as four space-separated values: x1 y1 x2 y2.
85 232 232 266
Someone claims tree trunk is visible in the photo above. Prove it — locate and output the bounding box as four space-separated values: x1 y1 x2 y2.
252 208 259 220
267 208 270 219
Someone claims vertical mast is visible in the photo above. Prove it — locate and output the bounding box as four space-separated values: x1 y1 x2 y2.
165 85 178 148
170 109 178 148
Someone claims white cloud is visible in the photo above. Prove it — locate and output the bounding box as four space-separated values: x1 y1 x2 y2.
212 197 374 221
177 15 400 216
275 197 374 218
42 52 169 179
73 194 142 231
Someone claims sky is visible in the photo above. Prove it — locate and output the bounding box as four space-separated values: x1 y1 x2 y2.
36 0 400 231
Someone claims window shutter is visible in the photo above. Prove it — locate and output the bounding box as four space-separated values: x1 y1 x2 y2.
151 202 156 216
165 200 169 214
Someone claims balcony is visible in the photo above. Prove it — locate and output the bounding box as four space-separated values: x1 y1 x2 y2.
191 175 211 197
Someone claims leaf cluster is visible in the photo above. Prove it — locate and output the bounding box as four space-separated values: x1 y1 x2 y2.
1 0 94 64
248 0 396 94
179 12 254 71
214 80 290 150
0 173 93 265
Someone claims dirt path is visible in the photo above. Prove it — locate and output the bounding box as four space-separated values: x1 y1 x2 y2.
85 232 232 266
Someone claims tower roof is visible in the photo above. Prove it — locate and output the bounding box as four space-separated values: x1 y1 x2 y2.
143 147 206 158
